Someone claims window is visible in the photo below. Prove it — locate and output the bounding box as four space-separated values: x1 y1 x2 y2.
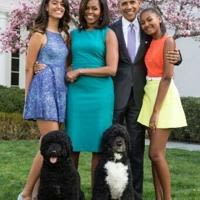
11 51 20 86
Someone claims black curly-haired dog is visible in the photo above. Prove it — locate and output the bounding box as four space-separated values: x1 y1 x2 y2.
38 130 84 200
92 124 134 200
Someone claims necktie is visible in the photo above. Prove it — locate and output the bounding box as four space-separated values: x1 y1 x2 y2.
127 23 136 63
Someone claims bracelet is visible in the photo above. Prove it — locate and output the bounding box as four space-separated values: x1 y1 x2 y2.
79 69 83 75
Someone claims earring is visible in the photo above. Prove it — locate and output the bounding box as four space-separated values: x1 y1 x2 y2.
99 16 103 22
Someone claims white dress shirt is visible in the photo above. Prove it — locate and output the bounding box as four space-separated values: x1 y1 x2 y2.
122 17 141 56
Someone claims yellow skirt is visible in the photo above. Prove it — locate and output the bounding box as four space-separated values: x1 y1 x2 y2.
137 79 187 128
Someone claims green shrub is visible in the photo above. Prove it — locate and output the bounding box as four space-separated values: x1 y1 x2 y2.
171 97 200 143
0 112 39 140
0 86 24 113
0 85 199 142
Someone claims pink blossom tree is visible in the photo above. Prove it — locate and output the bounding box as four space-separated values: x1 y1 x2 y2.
0 0 40 53
0 0 200 53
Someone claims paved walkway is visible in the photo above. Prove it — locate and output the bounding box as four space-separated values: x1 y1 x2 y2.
145 139 200 151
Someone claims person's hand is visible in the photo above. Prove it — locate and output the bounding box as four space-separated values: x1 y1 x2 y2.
67 65 73 72
66 69 81 82
34 62 46 74
149 112 159 133
166 49 180 64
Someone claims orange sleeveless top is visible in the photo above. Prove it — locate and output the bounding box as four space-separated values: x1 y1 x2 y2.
145 34 169 77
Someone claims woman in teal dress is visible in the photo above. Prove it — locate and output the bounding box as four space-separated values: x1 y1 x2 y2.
65 0 118 185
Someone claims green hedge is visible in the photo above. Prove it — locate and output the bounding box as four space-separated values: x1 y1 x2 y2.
0 86 38 140
0 86 199 142
170 97 200 143
0 112 39 140
0 85 24 113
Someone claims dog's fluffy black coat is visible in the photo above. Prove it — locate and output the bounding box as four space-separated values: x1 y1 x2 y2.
92 124 134 200
38 131 84 200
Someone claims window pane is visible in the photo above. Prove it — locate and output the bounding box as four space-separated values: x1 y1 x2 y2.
11 59 19 71
11 72 19 86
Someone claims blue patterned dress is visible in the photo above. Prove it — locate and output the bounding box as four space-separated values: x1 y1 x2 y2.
24 31 68 123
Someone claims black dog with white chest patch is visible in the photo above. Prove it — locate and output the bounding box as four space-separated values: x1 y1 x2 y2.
92 124 134 200
38 130 84 200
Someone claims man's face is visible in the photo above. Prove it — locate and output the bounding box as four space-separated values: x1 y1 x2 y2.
118 0 141 22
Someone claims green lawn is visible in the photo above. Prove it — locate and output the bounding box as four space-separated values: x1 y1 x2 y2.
0 140 200 200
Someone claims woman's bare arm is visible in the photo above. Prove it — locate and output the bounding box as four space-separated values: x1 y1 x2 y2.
149 37 176 130
66 29 119 82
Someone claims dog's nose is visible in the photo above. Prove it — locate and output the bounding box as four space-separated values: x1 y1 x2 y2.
51 150 57 156
116 141 122 146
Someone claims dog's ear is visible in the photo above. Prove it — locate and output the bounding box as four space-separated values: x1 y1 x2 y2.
40 140 45 156
40 132 50 156
125 132 131 154
101 125 116 153
115 124 131 153
62 133 73 155
119 127 131 155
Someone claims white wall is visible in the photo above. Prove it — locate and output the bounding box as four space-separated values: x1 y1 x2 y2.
174 38 200 97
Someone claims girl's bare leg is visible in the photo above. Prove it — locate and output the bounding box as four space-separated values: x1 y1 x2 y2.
149 129 163 200
152 164 164 200
21 120 59 200
148 129 171 200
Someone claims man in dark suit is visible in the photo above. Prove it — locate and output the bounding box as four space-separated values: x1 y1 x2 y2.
110 0 181 199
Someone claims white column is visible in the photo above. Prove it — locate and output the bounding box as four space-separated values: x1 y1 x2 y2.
19 28 27 89
0 11 11 87
19 52 26 89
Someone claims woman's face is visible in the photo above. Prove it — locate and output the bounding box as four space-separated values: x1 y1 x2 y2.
140 11 162 38
84 0 101 28
46 0 65 20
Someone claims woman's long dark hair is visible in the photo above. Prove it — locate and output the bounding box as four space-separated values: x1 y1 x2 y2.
31 0 70 37
78 0 110 29
140 7 166 35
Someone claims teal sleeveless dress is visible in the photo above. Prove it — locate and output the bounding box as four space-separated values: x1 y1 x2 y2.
65 27 114 152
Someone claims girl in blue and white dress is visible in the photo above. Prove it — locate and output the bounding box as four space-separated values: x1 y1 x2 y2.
19 0 70 199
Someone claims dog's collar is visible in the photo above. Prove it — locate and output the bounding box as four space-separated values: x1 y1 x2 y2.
114 153 122 162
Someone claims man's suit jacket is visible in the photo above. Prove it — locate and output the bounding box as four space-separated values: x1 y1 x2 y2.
110 18 152 111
